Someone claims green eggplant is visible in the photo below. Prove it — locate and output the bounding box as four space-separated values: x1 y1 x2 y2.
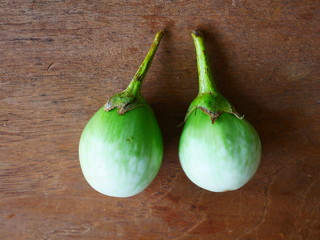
79 31 164 197
179 31 261 192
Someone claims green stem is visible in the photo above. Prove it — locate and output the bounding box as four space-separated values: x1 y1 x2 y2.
125 30 164 96
184 30 240 122
191 30 218 96
105 31 164 114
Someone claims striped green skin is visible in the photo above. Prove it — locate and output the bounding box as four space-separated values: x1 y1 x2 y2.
79 107 163 197
179 109 261 192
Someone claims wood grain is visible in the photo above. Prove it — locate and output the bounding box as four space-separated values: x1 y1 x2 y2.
1 0 319 239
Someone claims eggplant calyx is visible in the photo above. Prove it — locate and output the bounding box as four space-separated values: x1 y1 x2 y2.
184 92 243 123
104 91 149 114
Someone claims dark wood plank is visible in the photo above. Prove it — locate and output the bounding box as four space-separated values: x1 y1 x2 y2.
1 0 319 239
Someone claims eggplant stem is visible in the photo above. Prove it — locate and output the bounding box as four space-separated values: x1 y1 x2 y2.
125 30 164 96
182 30 241 123
192 30 218 96
105 31 164 114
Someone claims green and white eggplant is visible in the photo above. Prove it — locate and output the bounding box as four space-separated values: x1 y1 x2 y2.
179 31 261 192
79 31 164 197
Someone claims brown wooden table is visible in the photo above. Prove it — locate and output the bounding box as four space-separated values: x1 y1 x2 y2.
1 1 319 239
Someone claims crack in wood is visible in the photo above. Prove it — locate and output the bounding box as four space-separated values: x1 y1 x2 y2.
235 167 287 240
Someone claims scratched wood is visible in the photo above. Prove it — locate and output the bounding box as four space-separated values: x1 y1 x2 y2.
1 0 320 239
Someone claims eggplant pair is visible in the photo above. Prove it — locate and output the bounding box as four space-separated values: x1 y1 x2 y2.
79 30 261 197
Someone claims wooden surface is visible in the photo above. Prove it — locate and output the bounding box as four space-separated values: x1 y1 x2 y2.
1 0 320 239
